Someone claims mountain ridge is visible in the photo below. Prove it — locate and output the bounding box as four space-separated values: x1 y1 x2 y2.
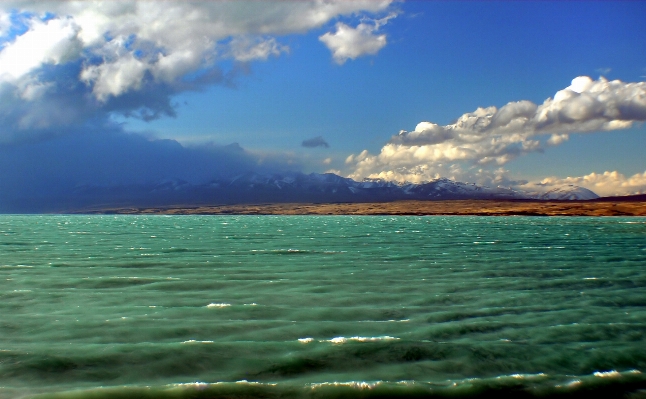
2 171 605 213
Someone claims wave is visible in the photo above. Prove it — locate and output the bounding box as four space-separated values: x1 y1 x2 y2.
24 370 646 399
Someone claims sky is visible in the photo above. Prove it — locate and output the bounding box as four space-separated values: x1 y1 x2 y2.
1 0 645 202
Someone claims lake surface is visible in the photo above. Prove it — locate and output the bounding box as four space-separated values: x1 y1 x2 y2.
1 215 646 398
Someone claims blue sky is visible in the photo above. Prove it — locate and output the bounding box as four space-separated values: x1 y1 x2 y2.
0 1 645 199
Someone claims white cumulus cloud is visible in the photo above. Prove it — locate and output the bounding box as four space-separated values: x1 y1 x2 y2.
319 14 395 64
346 76 646 187
227 36 288 63
0 11 12 37
80 46 148 101
0 0 394 139
0 16 82 81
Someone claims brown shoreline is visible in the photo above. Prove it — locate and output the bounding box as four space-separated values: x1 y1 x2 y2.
79 199 646 216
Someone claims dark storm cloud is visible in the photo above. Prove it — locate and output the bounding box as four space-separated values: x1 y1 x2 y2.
0 128 301 212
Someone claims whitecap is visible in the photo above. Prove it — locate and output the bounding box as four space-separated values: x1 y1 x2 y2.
172 382 209 388
593 370 620 378
509 373 547 379
233 380 276 386
235 380 265 385
310 381 382 390
324 336 399 344
182 340 214 344
206 303 231 308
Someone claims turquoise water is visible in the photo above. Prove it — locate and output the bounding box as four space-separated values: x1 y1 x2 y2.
1 215 646 398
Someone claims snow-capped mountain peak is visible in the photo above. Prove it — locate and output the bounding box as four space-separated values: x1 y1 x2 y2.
535 184 600 200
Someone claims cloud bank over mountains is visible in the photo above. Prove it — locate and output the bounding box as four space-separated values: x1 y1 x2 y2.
0 129 306 212
522 171 646 198
346 76 646 196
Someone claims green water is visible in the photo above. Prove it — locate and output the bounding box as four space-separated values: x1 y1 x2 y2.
1 215 646 398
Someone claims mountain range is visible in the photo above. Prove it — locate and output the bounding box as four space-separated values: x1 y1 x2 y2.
2 171 602 213
41 172 598 212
